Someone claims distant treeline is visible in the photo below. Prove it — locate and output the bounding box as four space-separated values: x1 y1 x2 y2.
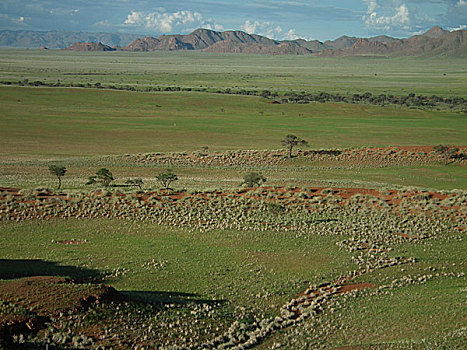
279 91 467 109
2 79 466 111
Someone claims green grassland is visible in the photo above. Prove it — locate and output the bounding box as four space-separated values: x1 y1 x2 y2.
0 219 354 316
1 86 466 159
1 49 467 96
0 85 465 190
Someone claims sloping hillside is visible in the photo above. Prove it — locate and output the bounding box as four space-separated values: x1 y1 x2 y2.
319 27 467 57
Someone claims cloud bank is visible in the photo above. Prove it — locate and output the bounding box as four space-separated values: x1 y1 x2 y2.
123 10 224 33
362 0 467 36
240 20 303 40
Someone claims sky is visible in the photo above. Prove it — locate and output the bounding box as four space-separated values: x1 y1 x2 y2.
1 0 466 41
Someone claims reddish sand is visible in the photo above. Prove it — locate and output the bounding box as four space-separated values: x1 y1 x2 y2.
337 283 375 295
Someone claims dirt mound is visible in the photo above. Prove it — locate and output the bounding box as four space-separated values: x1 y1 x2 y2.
0 276 120 318
0 276 121 342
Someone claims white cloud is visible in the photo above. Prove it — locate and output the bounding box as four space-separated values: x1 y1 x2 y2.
240 20 306 40
94 19 111 28
363 2 410 31
448 24 467 31
123 10 222 33
284 29 300 40
361 0 467 36
241 20 281 37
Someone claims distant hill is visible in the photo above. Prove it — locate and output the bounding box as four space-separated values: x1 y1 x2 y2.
65 42 116 52
120 27 466 57
122 28 280 52
324 35 359 50
319 26 467 58
0 30 137 48
202 40 312 55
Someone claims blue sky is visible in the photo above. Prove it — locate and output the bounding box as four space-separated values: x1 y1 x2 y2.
1 1 466 40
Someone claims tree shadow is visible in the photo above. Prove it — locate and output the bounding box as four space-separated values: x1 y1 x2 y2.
307 218 339 223
121 290 226 306
0 259 103 281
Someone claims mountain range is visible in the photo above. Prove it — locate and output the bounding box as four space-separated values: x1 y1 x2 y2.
1 27 465 57
0 30 136 48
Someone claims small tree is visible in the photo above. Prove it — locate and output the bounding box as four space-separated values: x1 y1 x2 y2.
434 144 458 165
156 169 178 189
241 172 266 188
281 134 308 158
86 168 114 187
48 165 66 190
125 178 144 191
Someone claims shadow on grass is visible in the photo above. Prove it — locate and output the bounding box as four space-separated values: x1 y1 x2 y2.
0 259 225 305
122 290 226 306
0 259 102 281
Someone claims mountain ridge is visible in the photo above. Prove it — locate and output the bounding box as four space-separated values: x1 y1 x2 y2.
0 30 137 48
319 27 467 58
1 27 465 57
116 27 467 57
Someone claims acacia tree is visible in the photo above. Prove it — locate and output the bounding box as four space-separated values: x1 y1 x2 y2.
48 165 67 190
281 134 308 158
241 172 266 187
156 169 178 189
86 168 114 187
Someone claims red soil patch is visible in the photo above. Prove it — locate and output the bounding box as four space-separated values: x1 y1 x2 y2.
336 188 381 199
428 191 449 200
336 282 375 295
0 187 20 193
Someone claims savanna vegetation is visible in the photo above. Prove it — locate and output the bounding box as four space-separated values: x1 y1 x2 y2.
0 49 465 349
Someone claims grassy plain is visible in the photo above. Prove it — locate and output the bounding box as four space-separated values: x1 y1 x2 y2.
1 49 467 96
0 85 465 190
1 86 466 158
0 49 466 349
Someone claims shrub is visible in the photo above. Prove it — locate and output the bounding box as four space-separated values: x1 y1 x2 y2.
156 169 178 189
241 172 266 188
86 168 114 188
